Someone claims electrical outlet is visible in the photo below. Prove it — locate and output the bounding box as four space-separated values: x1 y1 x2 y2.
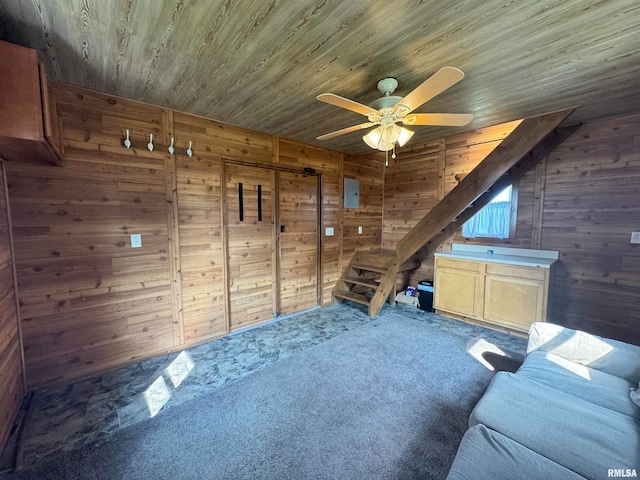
130 234 142 248
325 227 335 237
631 232 640 244
358 226 363 235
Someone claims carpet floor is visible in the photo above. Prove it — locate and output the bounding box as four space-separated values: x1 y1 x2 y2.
5 311 523 480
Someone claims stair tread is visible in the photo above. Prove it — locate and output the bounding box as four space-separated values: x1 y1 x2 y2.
343 276 379 288
334 290 371 306
352 263 387 273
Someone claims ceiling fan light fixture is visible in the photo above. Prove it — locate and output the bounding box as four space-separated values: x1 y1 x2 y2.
319 67 470 151
362 124 413 151
363 126 383 149
397 127 414 147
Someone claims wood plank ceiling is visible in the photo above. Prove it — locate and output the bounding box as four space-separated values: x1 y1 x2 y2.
1 0 639 155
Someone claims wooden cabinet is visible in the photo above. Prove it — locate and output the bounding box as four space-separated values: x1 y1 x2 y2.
0 41 62 165
434 258 482 318
434 256 553 333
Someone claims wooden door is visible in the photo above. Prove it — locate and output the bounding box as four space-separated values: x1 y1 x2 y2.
225 164 275 331
277 171 319 315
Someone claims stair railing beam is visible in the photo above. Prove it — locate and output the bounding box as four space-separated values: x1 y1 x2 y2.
395 108 575 265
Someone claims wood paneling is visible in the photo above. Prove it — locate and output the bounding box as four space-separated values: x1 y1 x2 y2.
2 2 640 154
2 80 382 387
342 154 384 262
6 85 175 387
540 114 640 344
0 162 23 452
174 113 226 344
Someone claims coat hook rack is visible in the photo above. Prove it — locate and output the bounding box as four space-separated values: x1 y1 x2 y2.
121 130 190 156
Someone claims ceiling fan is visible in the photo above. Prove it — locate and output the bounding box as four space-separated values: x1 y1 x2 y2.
316 66 473 151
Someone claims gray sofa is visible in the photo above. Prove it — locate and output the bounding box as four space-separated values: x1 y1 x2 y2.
447 322 640 480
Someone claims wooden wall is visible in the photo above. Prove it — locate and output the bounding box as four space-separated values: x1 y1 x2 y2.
342 153 385 263
4 83 384 389
6 87 176 388
0 162 23 452
384 121 520 285
540 114 640 343
383 115 640 345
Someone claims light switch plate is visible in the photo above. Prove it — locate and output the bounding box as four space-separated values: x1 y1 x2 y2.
131 234 142 248
325 227 335 237
631 232 640 244
358 226 363 235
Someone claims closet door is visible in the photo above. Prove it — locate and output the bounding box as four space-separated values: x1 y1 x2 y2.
277 171 318 315
225 164 275 331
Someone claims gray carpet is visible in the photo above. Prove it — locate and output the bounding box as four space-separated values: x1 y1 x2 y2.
5 313 523 480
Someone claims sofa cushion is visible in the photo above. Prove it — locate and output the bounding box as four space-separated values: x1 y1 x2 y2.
447 425 587 480
527 322 640 383
517 350 639 419
470 372 640 480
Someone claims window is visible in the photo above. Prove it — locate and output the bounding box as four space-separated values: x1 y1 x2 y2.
462 185 514 239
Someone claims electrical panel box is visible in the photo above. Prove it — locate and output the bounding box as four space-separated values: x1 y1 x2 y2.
344 178 359 209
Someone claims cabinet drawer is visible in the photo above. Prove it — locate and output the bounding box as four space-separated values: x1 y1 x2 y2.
435 257 482 272
485 263 546 281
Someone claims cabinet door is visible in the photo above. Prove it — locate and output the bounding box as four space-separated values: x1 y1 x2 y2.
483 274 544 330
434 262 481 318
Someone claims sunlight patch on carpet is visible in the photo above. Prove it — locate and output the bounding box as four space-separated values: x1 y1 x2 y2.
467 339 506 371
165 351 195 388
144 376 171 418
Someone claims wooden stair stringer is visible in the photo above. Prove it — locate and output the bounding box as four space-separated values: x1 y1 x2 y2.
394 108 576 266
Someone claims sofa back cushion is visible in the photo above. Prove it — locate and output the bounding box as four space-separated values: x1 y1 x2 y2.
527 322 640 383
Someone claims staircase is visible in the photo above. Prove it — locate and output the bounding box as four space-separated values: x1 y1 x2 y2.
333 108 578 316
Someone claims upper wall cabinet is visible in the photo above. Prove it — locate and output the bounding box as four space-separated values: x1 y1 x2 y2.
0 41 62 165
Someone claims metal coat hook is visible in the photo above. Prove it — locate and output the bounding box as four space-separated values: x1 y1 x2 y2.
147 134 154 152
186 140 193 157
124 129 131 148
168 137 175 154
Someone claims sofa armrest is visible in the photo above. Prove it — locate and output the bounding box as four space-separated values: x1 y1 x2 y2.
527 322 640 383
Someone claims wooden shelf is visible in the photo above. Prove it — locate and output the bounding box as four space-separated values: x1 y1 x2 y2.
0 41 62 165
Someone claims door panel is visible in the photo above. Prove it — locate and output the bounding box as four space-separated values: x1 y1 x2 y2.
278 172 318 315
225 164 275 331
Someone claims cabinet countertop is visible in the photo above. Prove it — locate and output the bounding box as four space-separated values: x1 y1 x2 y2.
434 250 556 268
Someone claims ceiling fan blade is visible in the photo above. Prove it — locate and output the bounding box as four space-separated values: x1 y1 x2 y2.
316 122 376 140
403 113 474 127
395 67 465 114
317 93 375 116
